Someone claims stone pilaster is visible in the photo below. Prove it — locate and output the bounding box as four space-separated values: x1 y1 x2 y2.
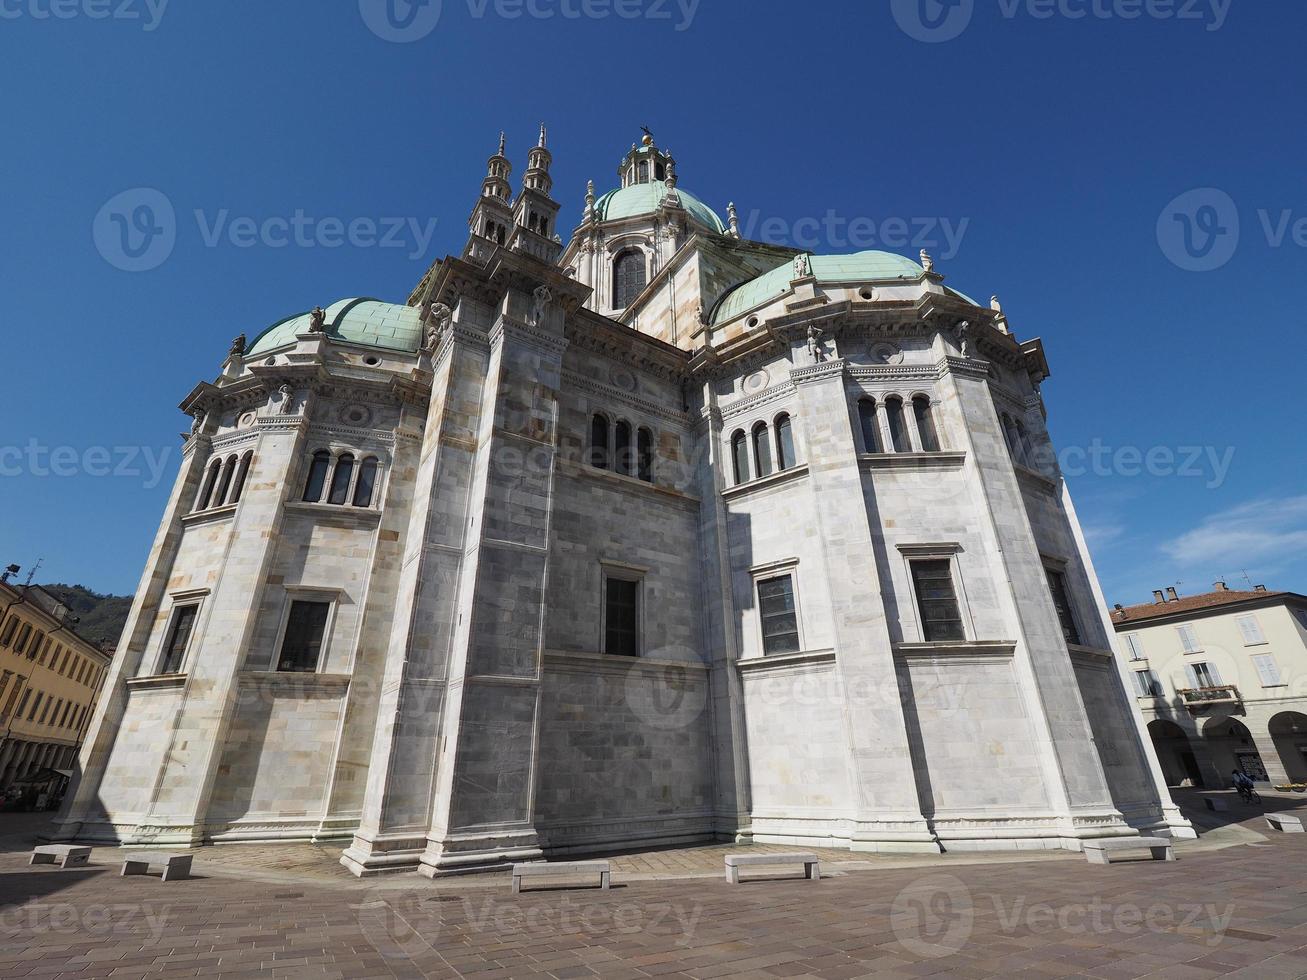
791 359 939 853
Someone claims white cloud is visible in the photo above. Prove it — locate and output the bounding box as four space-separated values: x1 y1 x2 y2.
1163 496 1307 568
1082 523 1125 550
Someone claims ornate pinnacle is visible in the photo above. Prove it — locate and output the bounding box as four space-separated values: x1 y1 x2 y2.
727 202 740 238
498 131 506 156
538 123 547 148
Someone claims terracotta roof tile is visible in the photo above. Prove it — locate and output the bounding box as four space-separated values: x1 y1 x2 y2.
1111 588 1298 626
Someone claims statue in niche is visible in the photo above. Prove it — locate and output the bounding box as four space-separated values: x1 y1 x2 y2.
806 324 827 363
531 285 553 327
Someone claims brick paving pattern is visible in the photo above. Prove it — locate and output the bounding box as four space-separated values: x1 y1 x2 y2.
1 792 1305 978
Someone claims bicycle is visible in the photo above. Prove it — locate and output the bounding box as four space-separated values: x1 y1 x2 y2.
1237 784 1262 806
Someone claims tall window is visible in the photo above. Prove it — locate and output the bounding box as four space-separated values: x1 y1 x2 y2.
757 575 800 655
885 398 911 452
195 460 221 511
1044 569 1082 645
1177 624 1201 654
604 578 639 657
1236 614 1266 645
0 617 18 647
303 450 331 502
911 559 965 642
589 415 610 470
615 420 633 477
636 160 649 184
752 422 773 478
858 399 882 453
353 457 379 507
731 429 749 485
1187 661 1221 688
637 428 654 483
214 455 237 508
912 396 941 452
278 600 331 673
1132 669 1163 698
612 249 647 310
159 605 198 674
327 454 355 505
1252 654 1282 687
774 414 795 471
1124 633 1145 661
230 451 254 504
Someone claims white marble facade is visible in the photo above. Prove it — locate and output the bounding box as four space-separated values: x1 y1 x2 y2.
55 132 1193 874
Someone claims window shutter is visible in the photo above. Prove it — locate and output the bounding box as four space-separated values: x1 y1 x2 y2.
1125 633 1144 660
1184 664 1199 688
1237 614 1265 645
1253 654 1282 687
1177 625 1200 653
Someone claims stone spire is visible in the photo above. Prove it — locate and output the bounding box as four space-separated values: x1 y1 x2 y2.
584 179 596 223
467 131 516 255
523 123 553 195
727 202 740 239
512 123 562 257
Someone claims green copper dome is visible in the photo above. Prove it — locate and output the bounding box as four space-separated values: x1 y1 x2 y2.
247 298 423 356
711 250 979 325
594 180 726 234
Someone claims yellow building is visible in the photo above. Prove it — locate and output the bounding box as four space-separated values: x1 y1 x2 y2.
0 579 111 792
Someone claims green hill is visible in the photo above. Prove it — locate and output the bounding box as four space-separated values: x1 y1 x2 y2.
37 583 132 649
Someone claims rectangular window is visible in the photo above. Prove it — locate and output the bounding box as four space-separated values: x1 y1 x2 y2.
604 579 640 657
1188 661 1221 688
278 600 332 672
911 560 965 642
1124 633 1145 661
1132 669 1162 698
15 689 31 719
1044 569 1082 645
1236 614 1266 645
15 624 31 655
1177 624 1201 654
159 605 199 674
0 615 17 647
757 575 800 655
27 692 43 722
1252 654 1283 687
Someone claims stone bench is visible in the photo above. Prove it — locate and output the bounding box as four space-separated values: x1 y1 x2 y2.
120 851 194 881
511 860 610 893
30 845 92 869
1266 813 1305 833
1083 837 1174 865
1203 797 1230 812
724 852 820 884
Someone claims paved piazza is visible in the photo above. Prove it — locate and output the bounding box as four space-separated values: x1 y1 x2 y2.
3 793 1307 979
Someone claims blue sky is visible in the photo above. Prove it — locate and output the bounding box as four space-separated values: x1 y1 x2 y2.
1 0 1303 604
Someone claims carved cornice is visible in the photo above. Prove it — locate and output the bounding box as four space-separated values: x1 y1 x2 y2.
788 358 848 385
490 315 569 359
565 317 691 384
719 380 798 422
560 369 692 428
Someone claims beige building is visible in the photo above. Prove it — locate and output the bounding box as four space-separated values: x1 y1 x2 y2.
0 579 111 790
1112 583 1307 788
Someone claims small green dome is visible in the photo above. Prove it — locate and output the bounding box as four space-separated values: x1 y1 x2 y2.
594 180 726 234
247 298 423 356
712 249 972 325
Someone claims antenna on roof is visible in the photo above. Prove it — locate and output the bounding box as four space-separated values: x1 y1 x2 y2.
1240 569 1255 589
23 558 42 588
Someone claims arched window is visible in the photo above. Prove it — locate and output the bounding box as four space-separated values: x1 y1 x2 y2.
539 216 548 237
731 430 749 485
496 224 506 245
615 420 633 477
885 398 911 452
655 162 666 181
637 427 654 483
353 457 379 507
1015 419 1033 467
230 451 253 504
637 160 649 184
303 451 331 503
612 249 646 310
589 414 610 470
858 399 882 453
912 396 941 453
195 460 221 511
214 455 237 508
753 422 773 478
328 454 354 505
774 414 795 471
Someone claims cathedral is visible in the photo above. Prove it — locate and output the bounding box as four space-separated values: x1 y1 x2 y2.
56 129 1194 875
